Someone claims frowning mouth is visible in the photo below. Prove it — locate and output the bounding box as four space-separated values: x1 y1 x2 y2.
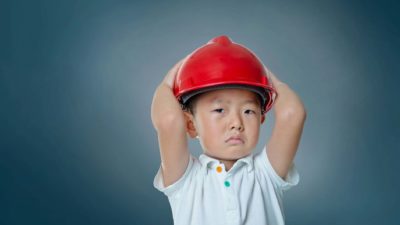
225 136 244 144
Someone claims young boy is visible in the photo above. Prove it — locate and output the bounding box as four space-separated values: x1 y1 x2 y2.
151 36 306 225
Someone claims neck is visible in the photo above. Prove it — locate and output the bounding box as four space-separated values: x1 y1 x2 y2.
218 159 236 171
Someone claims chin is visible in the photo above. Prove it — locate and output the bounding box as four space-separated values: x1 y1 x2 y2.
205 145 253 160
223 150 252 161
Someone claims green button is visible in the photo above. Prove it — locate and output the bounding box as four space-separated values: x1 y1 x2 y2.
224 181 230 187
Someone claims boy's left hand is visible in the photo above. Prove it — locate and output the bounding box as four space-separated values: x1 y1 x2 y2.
264 66 306 180
265 66 306 119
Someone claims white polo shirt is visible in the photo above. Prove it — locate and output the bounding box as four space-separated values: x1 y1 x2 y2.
153 146 299 225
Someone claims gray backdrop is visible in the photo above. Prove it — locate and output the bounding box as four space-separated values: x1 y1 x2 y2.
1 0 399 224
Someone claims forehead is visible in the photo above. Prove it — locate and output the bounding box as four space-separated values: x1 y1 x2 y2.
197 88 259 105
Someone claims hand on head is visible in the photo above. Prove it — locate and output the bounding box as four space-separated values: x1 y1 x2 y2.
163 58 185 88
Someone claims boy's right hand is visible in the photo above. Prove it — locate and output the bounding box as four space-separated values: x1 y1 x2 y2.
151 59 186 127
162 58 185 89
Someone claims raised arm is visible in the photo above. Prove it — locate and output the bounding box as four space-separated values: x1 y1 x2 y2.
265 67 307 179
151 59 190 187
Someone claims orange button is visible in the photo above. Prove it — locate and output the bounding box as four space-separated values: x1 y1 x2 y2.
216 166 223 173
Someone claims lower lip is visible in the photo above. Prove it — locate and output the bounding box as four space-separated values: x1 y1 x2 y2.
227 139 244 144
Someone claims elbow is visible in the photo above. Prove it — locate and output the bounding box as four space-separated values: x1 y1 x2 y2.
276 104 307 124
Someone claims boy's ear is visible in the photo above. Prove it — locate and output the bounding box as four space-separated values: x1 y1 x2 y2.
183 111 198 138
261 114 265 124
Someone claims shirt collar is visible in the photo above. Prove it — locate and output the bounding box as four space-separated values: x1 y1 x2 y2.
199 153 254 174
236 153 254 172
199 154 219 175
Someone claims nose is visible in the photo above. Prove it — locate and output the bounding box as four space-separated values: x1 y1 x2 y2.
230 113 244 131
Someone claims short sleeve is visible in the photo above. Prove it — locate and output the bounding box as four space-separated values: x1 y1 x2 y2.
153 154 195 198
255 147 300 192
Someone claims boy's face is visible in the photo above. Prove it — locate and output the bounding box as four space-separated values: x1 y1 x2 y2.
186 88 263 161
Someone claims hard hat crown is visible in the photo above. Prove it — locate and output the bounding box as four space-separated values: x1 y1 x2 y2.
174 35 276 113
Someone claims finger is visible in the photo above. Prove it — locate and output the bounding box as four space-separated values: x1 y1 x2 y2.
171 58 185 72
164 58 185 87
264 66 282 85
167 59 185 78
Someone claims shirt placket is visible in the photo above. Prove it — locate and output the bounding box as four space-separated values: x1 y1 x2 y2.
215 163 240 225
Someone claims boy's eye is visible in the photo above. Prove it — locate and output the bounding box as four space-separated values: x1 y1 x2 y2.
213 108 224 113
245 109 256 114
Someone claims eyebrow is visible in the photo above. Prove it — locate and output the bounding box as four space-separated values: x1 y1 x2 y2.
210 98 259 105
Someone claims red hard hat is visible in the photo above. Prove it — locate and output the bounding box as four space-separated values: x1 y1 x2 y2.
173 35 277 113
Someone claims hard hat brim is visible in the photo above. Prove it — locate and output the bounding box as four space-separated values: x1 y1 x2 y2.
180 84 271 112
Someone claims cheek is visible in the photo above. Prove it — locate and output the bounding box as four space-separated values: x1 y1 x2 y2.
246 119 261 139
197 117 223 141
201 117 222 135
252 128 260 141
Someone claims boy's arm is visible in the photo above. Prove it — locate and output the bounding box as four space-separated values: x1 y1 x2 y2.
151 59 190 187
264 67 307 179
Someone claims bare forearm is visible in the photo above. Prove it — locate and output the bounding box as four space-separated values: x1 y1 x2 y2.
265 67 307 179
151 59 190 186
267 111 306 178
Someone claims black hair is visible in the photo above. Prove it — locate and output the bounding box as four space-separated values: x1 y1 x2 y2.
181 93 202 115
